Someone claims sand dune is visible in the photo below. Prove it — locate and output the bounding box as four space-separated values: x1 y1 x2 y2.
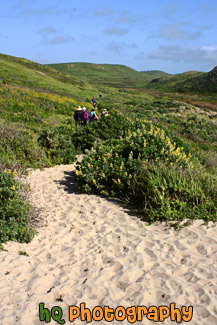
0 162 216 324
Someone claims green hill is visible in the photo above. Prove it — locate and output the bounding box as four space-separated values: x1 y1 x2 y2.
186 66 217 93
0 53 80 85
0 53 98 100
140 70 171 78
147 68 217 93
47 62 160 88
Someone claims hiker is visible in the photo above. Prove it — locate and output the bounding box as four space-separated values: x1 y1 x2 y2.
74 106 83 126
82 107 89 126
91 97 95 103
89 109 98 123
93 101 97 109
101 109 108 117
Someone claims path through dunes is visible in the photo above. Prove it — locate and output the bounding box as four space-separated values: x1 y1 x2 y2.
0 163 217 324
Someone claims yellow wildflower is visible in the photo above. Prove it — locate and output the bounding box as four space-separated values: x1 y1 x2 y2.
128 151 133 160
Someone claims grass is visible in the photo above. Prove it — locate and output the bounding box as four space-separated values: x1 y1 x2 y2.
147 67 217 94
0 52 216 244
76 118 217 223
0 53 216 174
0 53 100 101
48 62 169 88
49 61 217 95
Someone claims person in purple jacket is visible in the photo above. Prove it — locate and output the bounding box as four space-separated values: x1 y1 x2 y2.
82 107 89 126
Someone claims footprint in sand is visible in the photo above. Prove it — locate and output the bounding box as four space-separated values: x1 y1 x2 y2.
0 163 217 325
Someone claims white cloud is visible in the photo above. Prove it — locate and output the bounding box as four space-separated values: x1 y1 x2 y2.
116 16 134 24
197 3 216 13
188 32 202 40
39 26 57 34
41 35 74 45
106 41 137 53
18 7 66 17
150 45 217 65
13 0 36 9
201 45 217 52
104 27 128 36
160 23 202 40
0 33 8 39
161 1 179 18
161 25 185 40
116 11 135 24
94 8 113 17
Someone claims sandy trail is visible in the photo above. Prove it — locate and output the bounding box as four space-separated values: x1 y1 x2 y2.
0 162 217 324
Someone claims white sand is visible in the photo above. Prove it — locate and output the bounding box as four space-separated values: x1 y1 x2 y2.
0 162 217 324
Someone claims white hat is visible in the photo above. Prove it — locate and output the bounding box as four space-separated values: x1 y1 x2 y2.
83 107 86 111
104 109 106 111
77 106 82 110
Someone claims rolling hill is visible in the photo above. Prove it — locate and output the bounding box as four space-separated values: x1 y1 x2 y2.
47 61 217 94
47 62 170 88
140 70 171 78
147 67 217 93
1 52 216 100
0 53 97 100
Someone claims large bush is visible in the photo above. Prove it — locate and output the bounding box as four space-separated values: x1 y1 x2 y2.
0 169 35 243
0 124 49 168
76 120 217 223
38 111 131 161
38 126 76 164
71 110 132 152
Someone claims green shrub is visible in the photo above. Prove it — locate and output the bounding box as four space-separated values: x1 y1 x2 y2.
0 170 35 243
71 110 132 152
38 127 76 164
76 119 216 223
38 111 132 159
133 164 217 223
0 124 49 168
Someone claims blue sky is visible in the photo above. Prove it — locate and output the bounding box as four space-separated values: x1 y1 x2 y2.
0 0 217 73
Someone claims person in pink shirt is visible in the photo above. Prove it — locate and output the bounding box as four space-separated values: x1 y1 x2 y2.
82 107 89 126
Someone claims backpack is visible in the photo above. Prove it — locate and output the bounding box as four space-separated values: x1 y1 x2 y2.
89 111 96 121
74 110 84 122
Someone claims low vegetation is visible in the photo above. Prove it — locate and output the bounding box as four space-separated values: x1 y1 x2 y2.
0 169 35 243
0 53 216 245
48 62 170 88
76 117 216 223
147 67 217 94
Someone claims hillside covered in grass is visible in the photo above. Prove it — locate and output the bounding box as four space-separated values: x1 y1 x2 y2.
48 61 217 95
147 67 217 93
48 62 170 88
0 53 217 244
140 70 171 78
0 53 99 100
1 53 216 173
